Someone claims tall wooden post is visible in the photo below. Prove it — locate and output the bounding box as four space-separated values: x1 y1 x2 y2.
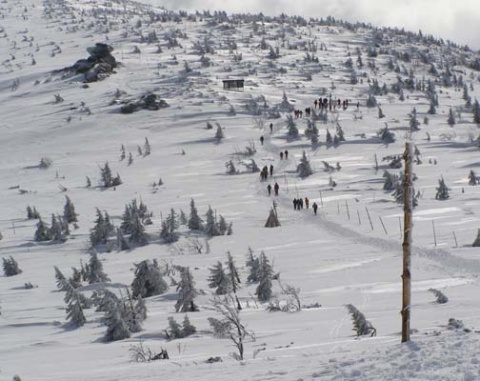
401 142 413 343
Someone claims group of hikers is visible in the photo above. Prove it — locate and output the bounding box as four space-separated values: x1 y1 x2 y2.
293 197 319 215
260 164 274 180
266 182 280 196
293 97 358 119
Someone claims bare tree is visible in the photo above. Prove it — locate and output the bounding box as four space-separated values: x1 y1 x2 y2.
209 295 255 360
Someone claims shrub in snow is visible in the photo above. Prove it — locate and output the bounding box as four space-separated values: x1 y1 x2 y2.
39 157 52 169
345 304 377 337
3 256 22 276
26 205 40 219
428 288 448 304
409 107 420 131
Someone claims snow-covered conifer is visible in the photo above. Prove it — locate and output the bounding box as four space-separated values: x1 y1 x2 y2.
54 266 68 291
204 206 221 237
208 261 231 295
297 151 313 178
103 304 131 342
85 252 110 284
63 196 78 223
188 199 203 231
409 107 420 131
143 137 151 156
447 108 456 126
473 99 480 124
65 291 86 327
175 267 199 313
215 123 224 142
3 256 22 276
218 215 228 235
286 115 299 138
89 208 114 247
255 252 273 302
160 208 179 243
345 304 376 336
131 259 168 299
246 248 260 283
34 218 52 242
167 316 183 339
182 314 196 337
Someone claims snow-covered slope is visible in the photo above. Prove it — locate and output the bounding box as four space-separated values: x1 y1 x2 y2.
1 1 480 380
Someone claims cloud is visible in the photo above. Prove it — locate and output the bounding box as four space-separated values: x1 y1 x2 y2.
153 0 480 49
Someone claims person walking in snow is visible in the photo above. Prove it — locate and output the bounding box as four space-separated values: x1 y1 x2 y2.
274 182 279 196
269 164 274 177
293 198 298 210
269 123 273 133
284 150 289 160
305 197 309 209
298 197 303 209
280 151 284 160
260 135 264 145
312 202 318 215
267 184 272 196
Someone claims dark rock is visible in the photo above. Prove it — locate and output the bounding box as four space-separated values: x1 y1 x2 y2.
120 103 139 114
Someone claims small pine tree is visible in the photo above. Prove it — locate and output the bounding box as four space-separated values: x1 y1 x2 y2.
66 292 87 327
208 261 231 295
120 144 126 161
473 99 480 124
468 170 478 186
3 256 22 276
286 115 299 138
167 316 183 339
143 137 151 156
345 304 376 336
131 259 168 299
89 208 114 247
204 206 221 237
447 108 456 127
325 129 332 144
179 210 188 225
409 107 420 131
296 151 313 178
103 304 131 342
435 177 450 200
34 218 52 242
54 266 69 291
85 252 110 284
63 196 78 223
218 215 228 235
255 252 273 302
175 267 199 313
188 199 203 231
246 248 260 283
428 288 448 304
382 170 398 191
182 314 196 336
215 124 224 142
160 208 180 243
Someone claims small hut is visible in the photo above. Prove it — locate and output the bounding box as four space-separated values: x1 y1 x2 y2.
222 79 244 91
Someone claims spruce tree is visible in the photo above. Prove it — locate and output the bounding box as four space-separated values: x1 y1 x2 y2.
63 196 78 223
409 107 420 131
208 261 231 295
473 99 480 124
218 215 228 235
143 137 151 156
65 292 87 328
85 252 110 284
286 115 299 138
167 316 183 339
160 208 179 243
89 208 114 247
255 252 273 302
34 218 52 242
188 199 202 231
103 304 131 342
54 266 68 291
447 108 456 126
131 259 168 299
3 256 22 276
226 251 242 309
182 314 196 337
175 267 199 312
204 206 221 237
123 287 146 333
297 151 313 178
246 248 260 283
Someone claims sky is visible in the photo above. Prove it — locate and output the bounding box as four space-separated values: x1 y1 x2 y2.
155 0 480 50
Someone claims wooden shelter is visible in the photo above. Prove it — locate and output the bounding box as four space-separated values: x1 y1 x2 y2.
222 79 244 91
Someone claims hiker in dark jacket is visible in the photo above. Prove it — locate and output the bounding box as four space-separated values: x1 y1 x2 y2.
267 184 272 195
312 202 318 215
274 182 279 196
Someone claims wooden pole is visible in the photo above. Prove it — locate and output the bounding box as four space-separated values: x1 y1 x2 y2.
365 207 374 230
319 190 324 208
357 209 361 225
345 201 350 220
432 220 437 247
453 231 458 248
379 216 388 235
401 142 413 343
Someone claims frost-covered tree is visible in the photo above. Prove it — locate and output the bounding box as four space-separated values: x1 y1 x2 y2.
3 256 22 276
204 206 221 237
325 129 332 144
143 137 151 156
65 290 87 328
345 304 376 336
116 227 129 251
54 266 69 291
123 287 147 333
89 208 115 248
382 170 399 191
428 288 448 304
377 125 395 144
435 177 450 200
175 267 199 313
286 115 299 138
160 208 180 243
26 205 40 219
182 314 196 337
100 162 122 188
366 94 377 108
409 107 420 131
473 99 480 124
85 252 110 284
304 119 319 144
63 196 78 223
208 261 231 295
447 108 456 127
179 210 188 226
215 123 224 142
34 218 52 242
49 214 69 243
226 251 242 309
296 151 313 178
255 252 273 302
167 316 183 339
246 248 260 283
188 198 203 231
131 259 168 299
128 215 148 245
103 304 131 342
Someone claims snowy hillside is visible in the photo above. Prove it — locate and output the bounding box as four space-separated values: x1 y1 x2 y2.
1 1 480 380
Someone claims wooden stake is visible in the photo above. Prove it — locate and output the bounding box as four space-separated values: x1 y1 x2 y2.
345 201 350 220
453 231 458 248
379 216 388 235
337 201 340 215
432 220 437 247
401 142 413 343
357 209 361 225
365 207 374 230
